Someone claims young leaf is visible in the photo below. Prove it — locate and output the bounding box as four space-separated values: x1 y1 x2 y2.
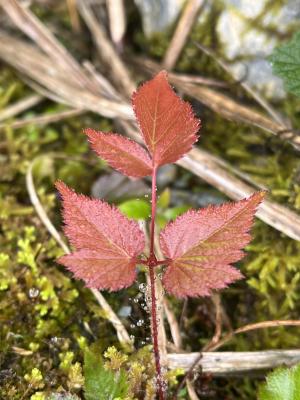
118 199 151 220
132 71 200 167
270 31 300 98
84 348 129 400
56 181 145 290
258 363 300 400
85 128 152 178
160 192 265 298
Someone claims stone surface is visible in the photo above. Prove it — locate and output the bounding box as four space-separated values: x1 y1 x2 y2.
216 0 300 98
134 0 184 36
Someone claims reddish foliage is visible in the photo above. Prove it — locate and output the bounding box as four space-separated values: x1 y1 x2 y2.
56 72 264 297
56 72 265 399
160 192 265 298
85 128 152 178
56 181 145 290
132 71 200 167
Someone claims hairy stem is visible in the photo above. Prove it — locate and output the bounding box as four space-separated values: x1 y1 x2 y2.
149 167 157 257
149 167 165 400
149 263 165 399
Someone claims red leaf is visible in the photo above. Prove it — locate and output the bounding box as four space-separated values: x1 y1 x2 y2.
56 181 145 290
85 128 152 178
132 71 200 168
160 192 265 298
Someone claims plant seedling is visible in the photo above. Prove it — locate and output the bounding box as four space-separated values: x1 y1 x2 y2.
56 71 265 399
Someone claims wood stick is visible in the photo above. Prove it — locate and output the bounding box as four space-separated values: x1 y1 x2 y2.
0 33 132 119
186 380 200 400
0 0 92 91
66 0 81 32
203 294 222 351
0 108 85 130
167 350 300 375
163 0 205 70
77 0 135 97
106 0 126 50
0 94 43 122
208 319 300 352
163 298 182 350
167 72 228 88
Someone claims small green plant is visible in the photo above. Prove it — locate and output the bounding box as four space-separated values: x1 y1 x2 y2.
83 348 129 400
258 362 300 400
270 31 300 98
56 71 265 399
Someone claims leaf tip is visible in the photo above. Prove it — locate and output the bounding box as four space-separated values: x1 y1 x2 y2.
55 180 69 197
83 127 101 146
154 69 168 81
247 190 267 210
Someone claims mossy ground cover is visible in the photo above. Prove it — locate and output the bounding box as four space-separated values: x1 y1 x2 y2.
1 2 300 399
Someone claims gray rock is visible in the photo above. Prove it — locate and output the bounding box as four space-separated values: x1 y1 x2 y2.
91 171 150 202
118 305 132 317
134 0 184 36
216 0 300 98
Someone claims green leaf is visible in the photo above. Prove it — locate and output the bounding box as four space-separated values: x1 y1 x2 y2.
270 31 300 97
157 188 171 208
163 205 190 221
258 363 300 400
118 199 150 220
83 348 129 400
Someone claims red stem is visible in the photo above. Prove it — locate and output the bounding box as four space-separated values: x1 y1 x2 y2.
149 263 165 399
148 167 165 400
149 167 157 257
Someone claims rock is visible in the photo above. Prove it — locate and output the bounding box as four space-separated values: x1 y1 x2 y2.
91 171 150 202
216 0 300 99
134 0 184 36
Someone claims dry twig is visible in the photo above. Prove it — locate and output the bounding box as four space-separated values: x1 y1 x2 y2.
66 0 81 32
0 94 43 122
0 108 84 131
106 0 126 50
163 298 182 350
0 0 92 91
0 33 132 119
163 0 205 70
208 319 300 352
203 294 222 351
167 72 228 88
77 0 134 97
173 319 300 379
168 350 300 376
